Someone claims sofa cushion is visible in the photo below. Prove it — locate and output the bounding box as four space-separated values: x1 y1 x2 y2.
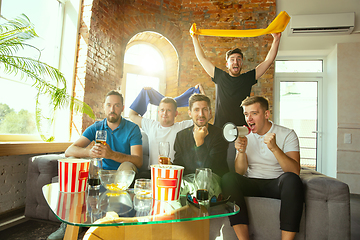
25 154 64 221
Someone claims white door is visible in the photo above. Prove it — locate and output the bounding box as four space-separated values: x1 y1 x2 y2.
274 77 323 171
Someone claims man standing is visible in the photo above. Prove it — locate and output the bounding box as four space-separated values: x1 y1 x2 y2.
173 93 229 178
221 96 303 240
191 31 281 128
65 90 143 171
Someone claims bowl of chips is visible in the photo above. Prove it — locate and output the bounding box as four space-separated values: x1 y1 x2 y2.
100 169 135 191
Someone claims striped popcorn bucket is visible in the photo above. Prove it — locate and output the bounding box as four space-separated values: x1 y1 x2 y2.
58 159 91 193
151 165 184 201
56 191 87 223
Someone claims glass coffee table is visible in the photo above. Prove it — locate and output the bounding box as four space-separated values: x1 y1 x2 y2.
43 183 239 240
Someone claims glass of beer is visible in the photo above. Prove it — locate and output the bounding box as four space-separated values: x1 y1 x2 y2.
95 130 107 145
194 168 212 207
158 142 170 164
89 130 107 189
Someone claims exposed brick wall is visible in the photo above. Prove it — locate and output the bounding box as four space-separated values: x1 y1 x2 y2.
74 0 276 132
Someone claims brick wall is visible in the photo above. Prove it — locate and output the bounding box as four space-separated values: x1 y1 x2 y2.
74 0 276 131
0 155 31 216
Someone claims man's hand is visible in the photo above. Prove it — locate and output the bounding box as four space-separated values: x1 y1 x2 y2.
158 156 172 165
235 136 248 153
193 126 208 147
190 23 197 36
271 32 281 41
90 143 113 159
195 84 205 95
264 133 279 152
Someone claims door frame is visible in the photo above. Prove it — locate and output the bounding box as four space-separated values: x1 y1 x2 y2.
274 73 324 172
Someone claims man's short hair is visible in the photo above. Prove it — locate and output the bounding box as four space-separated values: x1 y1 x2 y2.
159 97 177 110
189 93 211 111
241 96 269 111
106 90 123 105
226 48 243 61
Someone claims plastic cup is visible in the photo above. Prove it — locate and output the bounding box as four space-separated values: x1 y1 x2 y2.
58 159 91 193
151 164 184 201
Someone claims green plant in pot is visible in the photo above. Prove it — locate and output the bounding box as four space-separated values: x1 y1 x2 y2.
0 14 94 141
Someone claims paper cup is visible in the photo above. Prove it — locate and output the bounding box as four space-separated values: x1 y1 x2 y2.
58 159 91 193
56 191 87 223
151 164 184 201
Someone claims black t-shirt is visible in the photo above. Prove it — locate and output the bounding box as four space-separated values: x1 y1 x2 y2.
173 124 229 177
212 67 257 128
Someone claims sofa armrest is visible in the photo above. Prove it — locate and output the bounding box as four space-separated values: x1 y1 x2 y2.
25 153 65 222
300 167 350 240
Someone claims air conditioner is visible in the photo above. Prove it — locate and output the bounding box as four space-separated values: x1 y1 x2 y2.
289 12 355 35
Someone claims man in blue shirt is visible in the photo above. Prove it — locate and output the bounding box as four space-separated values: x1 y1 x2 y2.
48 91 142 240
65 90 143 171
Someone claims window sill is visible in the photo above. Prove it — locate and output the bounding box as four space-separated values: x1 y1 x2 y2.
0 142 72 156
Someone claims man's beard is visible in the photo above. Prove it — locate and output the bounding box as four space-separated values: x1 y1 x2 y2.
194 117 208 127
107 113 120 123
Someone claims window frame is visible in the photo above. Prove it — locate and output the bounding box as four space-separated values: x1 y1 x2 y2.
0 0 82 143
121 41 166 120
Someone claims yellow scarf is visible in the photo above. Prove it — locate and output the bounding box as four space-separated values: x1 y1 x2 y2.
190 11 290 37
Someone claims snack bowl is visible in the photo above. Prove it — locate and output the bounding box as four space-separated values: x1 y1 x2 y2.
100 170 135 191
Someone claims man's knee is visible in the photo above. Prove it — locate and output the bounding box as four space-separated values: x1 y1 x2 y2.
118 162 138 173
279 172 304 201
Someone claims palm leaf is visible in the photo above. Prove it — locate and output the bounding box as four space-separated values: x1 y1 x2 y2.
0 14 95 141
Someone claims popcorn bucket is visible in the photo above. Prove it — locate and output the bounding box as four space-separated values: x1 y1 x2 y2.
58 159 91 193
151 165 184 201
56 191 87 223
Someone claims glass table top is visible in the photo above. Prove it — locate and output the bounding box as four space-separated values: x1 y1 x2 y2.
42 183 239 227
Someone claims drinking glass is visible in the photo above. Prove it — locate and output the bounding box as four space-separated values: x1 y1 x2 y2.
89 130 107 189
194 168 212 207
88 158 102 190
134 179 152 199
95 130 107 145
158 142 170 164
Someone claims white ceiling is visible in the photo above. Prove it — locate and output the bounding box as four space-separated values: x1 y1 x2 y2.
277 0 360 57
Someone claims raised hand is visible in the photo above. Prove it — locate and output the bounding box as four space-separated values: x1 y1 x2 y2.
264 132 278 152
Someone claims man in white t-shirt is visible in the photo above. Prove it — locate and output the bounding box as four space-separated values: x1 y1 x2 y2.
221 96 304 240
129 85 205 173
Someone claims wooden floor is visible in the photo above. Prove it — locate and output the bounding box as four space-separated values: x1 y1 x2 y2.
1 194 360 240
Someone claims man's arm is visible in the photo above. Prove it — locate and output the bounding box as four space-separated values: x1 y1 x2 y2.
106 144 143 169
255 33 281 80
65 136 92 158
264 132 300 175
66 134 143 169
234 136 248 175
93 143 143 169
129 109 143 128
191 34 215 78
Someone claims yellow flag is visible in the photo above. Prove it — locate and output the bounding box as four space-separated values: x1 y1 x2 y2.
190 11 290 38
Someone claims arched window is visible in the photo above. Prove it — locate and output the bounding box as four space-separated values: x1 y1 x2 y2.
122 42 165 120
